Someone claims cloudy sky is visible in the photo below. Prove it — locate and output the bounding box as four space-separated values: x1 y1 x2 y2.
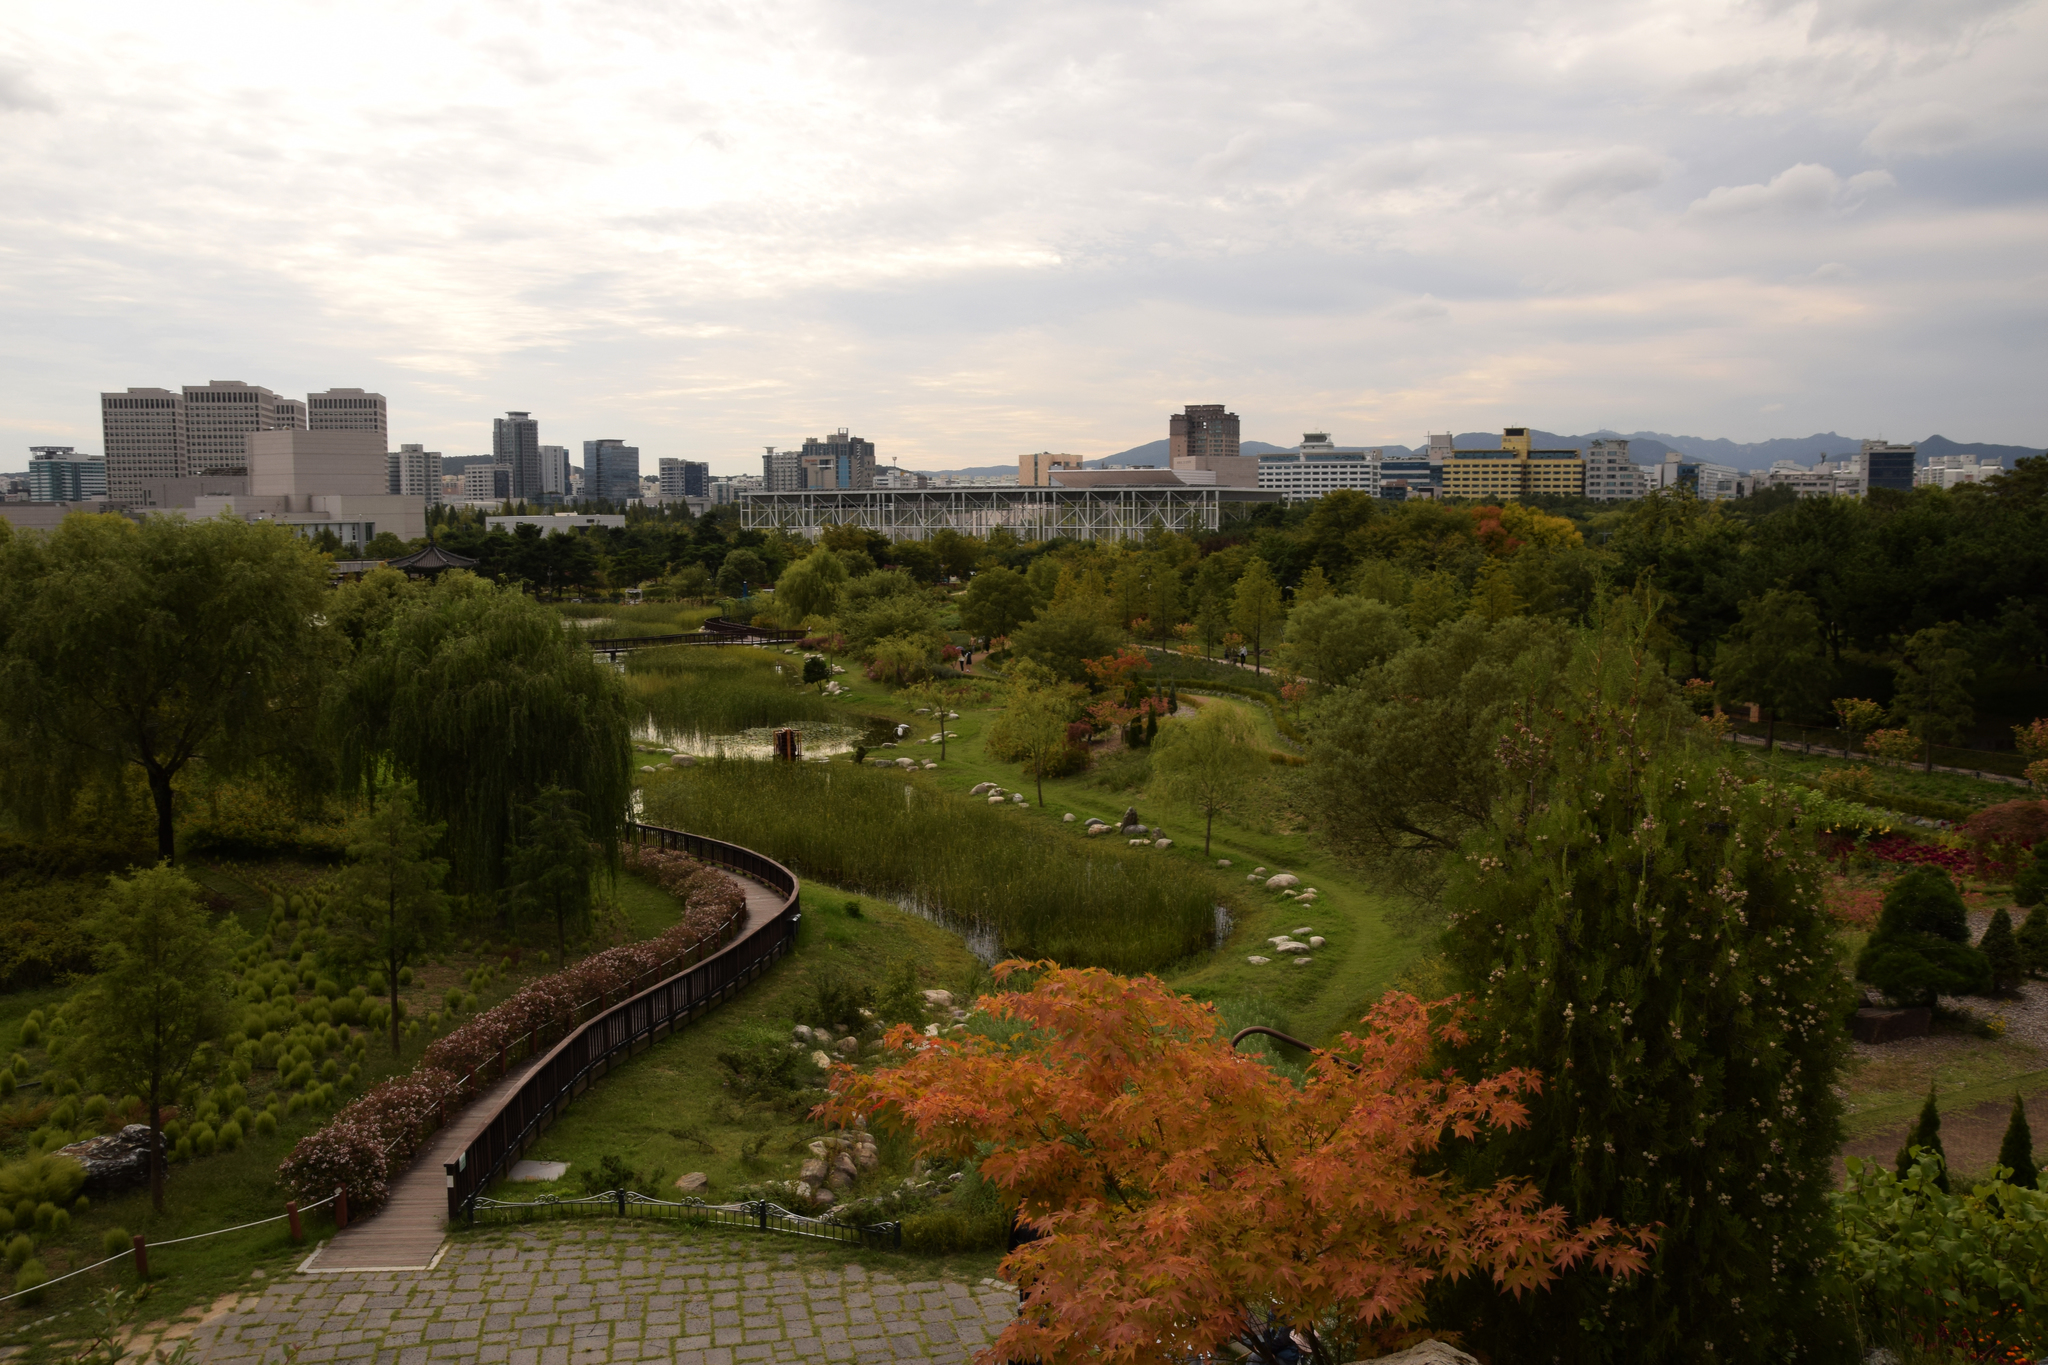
1 0 2042 471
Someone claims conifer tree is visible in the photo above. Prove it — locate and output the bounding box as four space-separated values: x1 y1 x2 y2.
1896 1086 1949 1192
1982 906 2026 993
1998 1093 2037 1189
2020 904 2048 976
1436 601 1852 1362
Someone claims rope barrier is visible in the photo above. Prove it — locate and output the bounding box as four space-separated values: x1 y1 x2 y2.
0 1192 336 1305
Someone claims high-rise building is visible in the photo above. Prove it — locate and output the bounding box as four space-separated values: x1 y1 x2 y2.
658 458 709 500
1020 452 1082 486
584 439 642 502
100 387 185 501
798 429 876 489
1256 434 1380 501
463 463 512 502
539 444 572 499
761 446 803 491
387 444 444 506
248 431 388 497
1169 405 1241 462
1916 453 2001 489
275 398 308 430
309 388 388 436
1442 428 1585 500
493 412 543 500
1858 439 1917 494
1583 438 1643 502
27 447 107 502
183 381 288 474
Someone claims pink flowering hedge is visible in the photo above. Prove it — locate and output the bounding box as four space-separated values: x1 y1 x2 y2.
279 851 746 1207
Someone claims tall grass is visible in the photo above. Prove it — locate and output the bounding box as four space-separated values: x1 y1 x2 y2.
558 602 721 638
644 761 1222 973
628 647 836 737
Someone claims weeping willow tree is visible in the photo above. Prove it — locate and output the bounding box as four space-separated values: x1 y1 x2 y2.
327 573 633 891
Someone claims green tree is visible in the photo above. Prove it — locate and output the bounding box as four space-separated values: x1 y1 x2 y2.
1465 558 1524 624
1982 906 2026 994
1228 557 1285 672
1893 622 1975 771
773 548 848 623
716 547 769 598
1405 569 1467 636
1008 606 1121 684
1897 1087 1949 1191
1149 703 1261 855
1999 1093 2037 1190
986 665 1078 807
1856 866 1991 1006
71 865 242 1212
0 513 335 861
1832 696 1885 759
1276 595 1413 693
330 784 448 1055
1712 588 1833 750
2019 853 2048 913
1291 564 1334 607
957 565 1040 640
328 575 633 891
1436 609 1851 1362
510 786 599 960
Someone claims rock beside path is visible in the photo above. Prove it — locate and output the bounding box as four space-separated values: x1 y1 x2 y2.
58 1124 153 1195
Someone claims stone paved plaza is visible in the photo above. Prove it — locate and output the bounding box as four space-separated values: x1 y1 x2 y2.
188 1226 1018 1364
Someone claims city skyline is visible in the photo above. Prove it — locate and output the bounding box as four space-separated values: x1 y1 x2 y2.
1 0 2043 467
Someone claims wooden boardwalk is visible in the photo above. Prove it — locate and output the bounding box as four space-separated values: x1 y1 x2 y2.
302 871 788 1273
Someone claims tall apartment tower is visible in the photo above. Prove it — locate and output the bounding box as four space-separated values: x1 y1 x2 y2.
100 387 186 501
1168 405 1240 462
387 444 443 506
762 446 803 491
493 412 543 500
659 458 709 500
798 429 876 489
539 444 572 499
309 388 388 436
1583 438 1641 502
584 439 642 503
183 381 289 474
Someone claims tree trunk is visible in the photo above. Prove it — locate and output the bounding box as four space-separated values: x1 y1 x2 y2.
389 943 403 1057
556 897 567 963
1035 761 1045 808
1764 713 1776 751
1926 738 1935 773
1204 808 1214 857
146 764 177 864
148 1080 164 1214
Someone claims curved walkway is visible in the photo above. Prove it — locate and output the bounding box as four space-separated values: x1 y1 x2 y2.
300 870 790 1275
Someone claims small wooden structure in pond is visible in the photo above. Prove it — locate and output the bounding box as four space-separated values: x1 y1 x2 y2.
772 728 801 761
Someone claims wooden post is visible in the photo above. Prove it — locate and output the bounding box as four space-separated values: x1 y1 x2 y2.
287 1200 303 1243
336 1187 350 1229
131 1233 148 1279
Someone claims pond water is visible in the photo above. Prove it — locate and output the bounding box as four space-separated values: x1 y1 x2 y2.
635 714 900 760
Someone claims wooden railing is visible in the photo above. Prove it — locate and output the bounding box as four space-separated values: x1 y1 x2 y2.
587 617 808 655
442 825 801 1220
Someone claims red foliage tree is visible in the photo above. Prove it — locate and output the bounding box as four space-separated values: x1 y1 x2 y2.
1958 799 2048 873
820 965 1651 1364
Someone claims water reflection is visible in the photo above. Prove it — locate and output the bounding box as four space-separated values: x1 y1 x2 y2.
634 716 896 760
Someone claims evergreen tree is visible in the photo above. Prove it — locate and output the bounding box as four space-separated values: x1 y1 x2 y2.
2016 848 2048 910
1855 867 1991 1005
509 786 598 961
1998 1093 2037 1189
1436 604 1851 1363
2020 904 2048 976
1982 906 2026 993
1896 1086 1949 1192
331 784 449 1055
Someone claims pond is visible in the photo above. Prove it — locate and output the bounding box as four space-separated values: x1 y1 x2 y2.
635 714 902 761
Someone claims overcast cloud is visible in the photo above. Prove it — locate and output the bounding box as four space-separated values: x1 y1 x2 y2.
0 0 2042 470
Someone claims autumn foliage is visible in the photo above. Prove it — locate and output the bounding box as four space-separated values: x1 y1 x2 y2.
820 965 1651 1364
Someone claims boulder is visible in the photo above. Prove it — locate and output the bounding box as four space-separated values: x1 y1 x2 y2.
896 757 917 769
923 989 954 1008
1277 942 1311 955
799 1157 828 1181
1292 926 1313 935
1295 956 1313 965
1853 1007 1932 1044
1246 955 1270 965
1217 859 1231 867
810 1049 834 1069
1121 806 1141 828
58 1124 153 1196
1129 838 1149 847
675 1172 710 1193
1265 874 1300 889
832 1152 859 1179
1308 936 1325 948
793 1024 815 1043
970 782 995 796
988 795 1007 804
1349 1340 1478 1365
835 1035 859 1055
639 765 658 773
1062 813 1076 822
793 1180 814 1203
1153 839 1172 849
811 1187 836 1209
1246 873 1261 882
854 1146 878 1170
1011 793 1026 804
1253 866 1267 875
669 753 696 767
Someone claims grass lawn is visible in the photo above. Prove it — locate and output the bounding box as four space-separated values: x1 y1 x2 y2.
1839 1031 2048 1143
498 884 984 1211
1730 743 2026 811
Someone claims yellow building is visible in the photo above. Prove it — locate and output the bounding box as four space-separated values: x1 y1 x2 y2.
1441 427 1584 500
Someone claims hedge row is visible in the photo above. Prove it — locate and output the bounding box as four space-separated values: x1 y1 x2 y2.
277 851 746 1208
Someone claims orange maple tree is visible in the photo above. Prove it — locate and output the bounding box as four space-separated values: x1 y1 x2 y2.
819 965 1653 1365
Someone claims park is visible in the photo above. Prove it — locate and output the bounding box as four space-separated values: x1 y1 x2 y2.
0 474 2046 1363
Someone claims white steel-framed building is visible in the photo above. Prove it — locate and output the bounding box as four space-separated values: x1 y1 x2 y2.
741 485 1280 542
1256 434 1380 501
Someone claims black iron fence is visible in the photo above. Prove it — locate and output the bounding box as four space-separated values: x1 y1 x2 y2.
443 825 800 1221
468 1190 901 1250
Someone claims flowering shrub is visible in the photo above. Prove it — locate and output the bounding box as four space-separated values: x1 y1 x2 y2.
1865 834 1974 872
279 854 746 1206
1824 880 1884 928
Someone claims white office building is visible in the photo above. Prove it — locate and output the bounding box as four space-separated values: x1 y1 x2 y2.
1916 454 2002 489
387 444 443 506
1583 439 1646 501
1256 434 1380 501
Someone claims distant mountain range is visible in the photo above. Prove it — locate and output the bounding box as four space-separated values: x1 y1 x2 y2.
913 431 2040 478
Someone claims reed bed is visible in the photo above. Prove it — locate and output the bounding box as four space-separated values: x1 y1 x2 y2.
628 647 836 737
558 602 721 638
645 761 1222 974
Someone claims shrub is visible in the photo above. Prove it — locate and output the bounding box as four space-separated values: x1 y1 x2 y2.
0 1209 12 1236
30 1203 52 1233
810 972 875 1034
253 1110 277 1136
0 1155 86 1210
193 1125 217 1157
1959 799 2048 872
47 1208 68 1237
12 1259 47 1304
1857 867 1992 1005
2 1235 26 1270
716 1025 809 1100
101 1227 130 1259
2017 847 2048 909
900 1206 1009 1254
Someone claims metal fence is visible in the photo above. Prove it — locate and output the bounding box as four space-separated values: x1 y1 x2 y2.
468 1190 901 1250
587 618 809 656
443 826 801 1221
